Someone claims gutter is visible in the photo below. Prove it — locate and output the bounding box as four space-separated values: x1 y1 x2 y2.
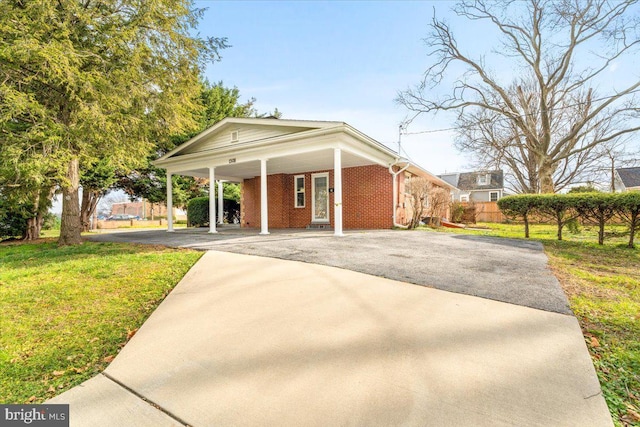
389 159 411 228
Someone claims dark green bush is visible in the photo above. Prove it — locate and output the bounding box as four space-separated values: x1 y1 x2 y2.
498 192 640 246
574 193 618 245
0 196 29 240
497 195 539 238
187 197 209 227
534 194 581 241
614 192 640 248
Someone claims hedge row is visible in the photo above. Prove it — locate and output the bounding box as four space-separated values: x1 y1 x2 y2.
497 192 640 248
187 197 210 227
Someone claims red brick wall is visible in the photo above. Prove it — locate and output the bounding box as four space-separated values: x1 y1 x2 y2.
241 164 394 229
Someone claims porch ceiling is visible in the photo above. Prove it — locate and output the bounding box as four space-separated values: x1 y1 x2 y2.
176 149 380 181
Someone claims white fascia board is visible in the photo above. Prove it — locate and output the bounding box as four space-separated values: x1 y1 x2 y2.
157 124 397 172
155 118 343 162
154 125 346 168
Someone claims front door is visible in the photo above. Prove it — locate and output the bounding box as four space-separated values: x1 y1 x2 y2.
312 173 330 223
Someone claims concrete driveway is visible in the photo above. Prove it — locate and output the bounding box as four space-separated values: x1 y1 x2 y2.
49 251 611 426
88 228 571 314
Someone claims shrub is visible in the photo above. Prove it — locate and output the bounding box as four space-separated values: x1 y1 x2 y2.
535 194 581 241
450 201 465 223
0 196 29 240
497 195 539 238
498 192 640 246
574 193 618 245
461 203 478 224
614 192 640 248
186 197 209 227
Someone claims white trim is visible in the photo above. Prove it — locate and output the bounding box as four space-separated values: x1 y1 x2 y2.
334 148 344 236
311 172 330 223
208 168 217 234
166 172 174 232
217 180 224 224
294 175 305 208
260 159 269 235
156 117 342 162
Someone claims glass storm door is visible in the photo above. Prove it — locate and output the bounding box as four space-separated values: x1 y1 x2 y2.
312 173 329 223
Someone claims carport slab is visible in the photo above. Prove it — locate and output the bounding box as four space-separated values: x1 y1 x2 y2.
71 251 611 427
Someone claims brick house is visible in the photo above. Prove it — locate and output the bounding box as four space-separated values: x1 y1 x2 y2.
110 200 185 221
154 117 455 235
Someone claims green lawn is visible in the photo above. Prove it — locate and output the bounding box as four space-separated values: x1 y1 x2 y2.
0 239 202 404
430 222 640 426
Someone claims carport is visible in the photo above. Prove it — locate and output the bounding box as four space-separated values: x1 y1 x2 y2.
153 117 455 236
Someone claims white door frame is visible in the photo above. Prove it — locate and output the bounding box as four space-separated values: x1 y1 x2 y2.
311 172 330 223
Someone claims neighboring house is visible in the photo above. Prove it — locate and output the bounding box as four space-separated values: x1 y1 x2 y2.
153 117 455 235
615 167 640 192
111 200 186 221
438 170 505 203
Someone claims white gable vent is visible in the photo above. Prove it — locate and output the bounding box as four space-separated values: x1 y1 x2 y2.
231 130 239 142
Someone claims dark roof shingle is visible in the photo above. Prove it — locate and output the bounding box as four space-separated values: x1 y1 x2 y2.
455 170 504 191
617 167 640 188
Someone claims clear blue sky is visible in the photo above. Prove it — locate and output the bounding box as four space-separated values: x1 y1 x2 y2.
196 1 472 174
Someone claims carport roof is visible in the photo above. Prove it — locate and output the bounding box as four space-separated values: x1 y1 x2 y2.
153 117 456 189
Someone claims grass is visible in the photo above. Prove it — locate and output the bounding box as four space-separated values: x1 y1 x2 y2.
0 239 202 404
429 222 639 426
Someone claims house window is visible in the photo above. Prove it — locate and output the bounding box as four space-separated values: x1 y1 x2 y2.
477 174 489 185
231 130 239 142
294 175 305 208
490 191 499 202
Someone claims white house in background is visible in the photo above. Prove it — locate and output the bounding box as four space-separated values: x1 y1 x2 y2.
438 170 505 203
615 167 640 192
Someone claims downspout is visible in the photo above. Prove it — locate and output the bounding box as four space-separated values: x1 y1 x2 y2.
389 160 411 228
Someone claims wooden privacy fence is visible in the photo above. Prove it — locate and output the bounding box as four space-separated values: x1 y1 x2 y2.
462 202 505 223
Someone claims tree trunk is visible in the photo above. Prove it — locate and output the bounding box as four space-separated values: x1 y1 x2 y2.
610 158 616 192
23 193 40 241
556 212 563 241
539 164 555 194
598 217 606 245
629 211 638 249
59 157 83 246
524 213 530 239
80 189 101 232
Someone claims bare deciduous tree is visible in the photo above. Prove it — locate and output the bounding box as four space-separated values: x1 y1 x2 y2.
427 186 450 226
405 177 431 229
406 177 450 228
398 0 640 193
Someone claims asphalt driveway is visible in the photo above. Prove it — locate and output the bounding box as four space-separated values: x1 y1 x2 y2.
88 228 571 314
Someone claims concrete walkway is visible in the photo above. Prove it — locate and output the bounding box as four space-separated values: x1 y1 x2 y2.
49 251 612 426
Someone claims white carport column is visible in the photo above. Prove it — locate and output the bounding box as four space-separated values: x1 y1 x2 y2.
166 172 174 232
217 180 224 224
334 148 344 236
208 167 217 233
260 158 269 235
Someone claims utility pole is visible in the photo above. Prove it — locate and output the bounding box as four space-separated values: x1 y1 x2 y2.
398 123 405 157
